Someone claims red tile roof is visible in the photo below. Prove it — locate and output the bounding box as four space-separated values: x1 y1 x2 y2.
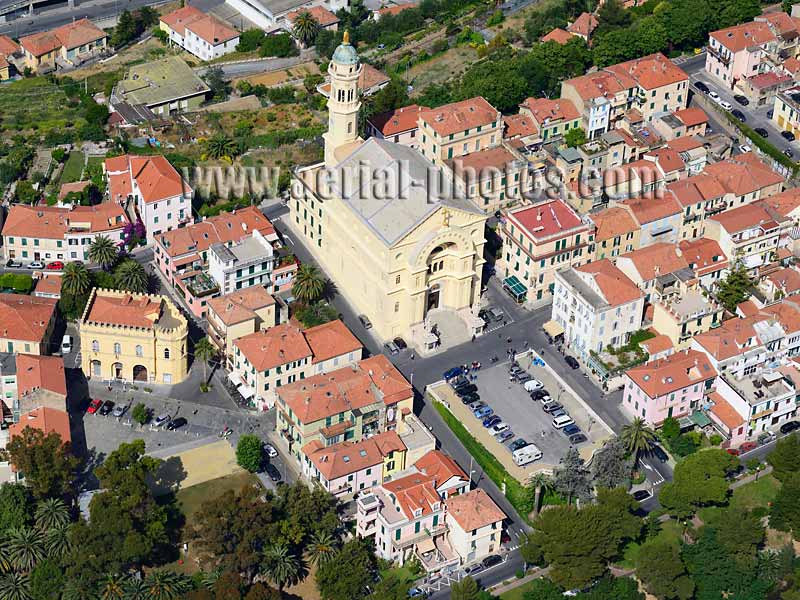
673 107 709 127
85 293 163 328
507 199 585 241
567 12 599 37
368 104 427 137
666 174 726 207
287 5 340 26
574 259 643 306
708 391 745 430
3 204 128 240
591 206 639 242
541 28 574 44
375 3 418 17
419 97 499 137
0 34 19 57
745 70 791 90
520 97 580 125
645 148 684 174
21 18 106 56
666 136 705 153
626 349 717 398
302 430 405 481
446 488 505 531
758 187 800 218
447 146 517 175
0 294 57 343
503 114 539 140
16 354 67 398
414 449 467 484
678 237 728 277
710 21 775 52
186 15 239 45
9 407 71 444
206 286 275 326
301 320 363 364
619 242 689 281
160 5 205 35
619 194 681 225
709 201 782 235
604 52 688 91
383 472 441 519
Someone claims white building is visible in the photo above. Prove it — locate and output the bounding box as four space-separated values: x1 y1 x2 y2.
551 259 645 361
159 6 240 62
208 229 275 295
224 0 347 31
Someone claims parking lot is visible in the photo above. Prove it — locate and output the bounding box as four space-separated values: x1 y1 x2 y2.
431 354 612 480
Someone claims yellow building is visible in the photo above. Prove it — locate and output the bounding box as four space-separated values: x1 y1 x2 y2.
80 288 189 384
418 97 503 165
291 36 488 347
0 294 58 356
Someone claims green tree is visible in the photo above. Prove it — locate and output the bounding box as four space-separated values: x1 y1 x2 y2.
292 264 326 304
5 527 45 572
766 432 800 481
205 134 239 160
595 0 631 36
315 537 377 600
14 180 38 205
620 417 656 467
141 571 191 600
89 235 118 270
367 79 409 116
770 473 800 537
97 573 128 600
237 29 266 52
367 571 410 600
520 578 562 600
519 533 543 567
131 403 149 426
660 416 681 441
659 448 738 517
564 127 587 148
591 438 632 489
0 428 78 500
43 524 71 559
636 540 693 599
34 498 69 531
261 543 303 593
0 572 31 600
29 558 63 600
62 262 91 298
113 260 148 294
553 447 592 504
202 66 229 102
715 508 765 566
450 576 481 600
716 263 753 312
292 11 320 46
307 530 338 566
194 337 215 386
525 472 554 517
235 435 263 473
259 33 298 58
0 484 32 531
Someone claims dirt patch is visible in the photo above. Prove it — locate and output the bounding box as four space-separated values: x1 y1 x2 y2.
195 95 263 113
236 62 320 88
163 440 243 490
408 45 478 93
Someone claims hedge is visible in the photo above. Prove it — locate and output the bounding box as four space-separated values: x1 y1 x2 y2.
722 111 798 177
0 273 33 293
249 126 325 149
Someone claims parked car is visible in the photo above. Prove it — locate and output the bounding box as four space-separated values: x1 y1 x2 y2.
542 400 563 414
720 100 734 111
443 367 462 380
469 401 486 412
758 431 777 445
738 144 752 154
738 441 758 453
482 554 503 568
509 438 528 451
393 337 407 350
565 355 580 369
767 108 774 119
455 384 478 397
153 413 171 428
384 341 400 355
708 90 721 102
780 420 800 434
514 372 533 384
167 417 187 430
483 415 502 428
650 444 669 463
464 563 484 576
358 314 372 329
408 588 428 598
785 148 795 158
523 379 544 392
632 489 652 502
552 414 575 428
497 430 514 443
266 463 281 482
491 422 510 435
46 261 64 271
99 400 115 416
530 389 551 401
754 127 769 138
28 261 45 270
562 424 581 436
731 109 746 122
60 334 72 355
265 444 278 458
733 94 749 105
726 448 740 456
111 404 127 418
569 433 588 445
781 130 796 141
87 399 102 414
5 259 22 268
694 81 709 94
460 392 480 405
474 406 493 419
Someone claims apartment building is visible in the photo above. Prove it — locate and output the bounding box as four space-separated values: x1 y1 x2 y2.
0 295 58 356
714 369 799 438
276 355 413 459
615 242 690 299
206 286 278 366
652 281 724 350
19 18 107 72
104 154 193 244
566 12 598 42
616 194 682 246
666 137 709 177
208 229 275 295
445 145 530 213
703 153 784 210
705 21 775 87
590 206 640 260
232 320 363 410
445 489 506 565
498 200 593 305
518 97 582 144
551 259 645 360
0 353 67 425
159 5 239 61
502 114 542 152
366 104 427 147
417 97 502 164
2 204 129 264
773 85 800 139
623 349 718 426
665 173 727 241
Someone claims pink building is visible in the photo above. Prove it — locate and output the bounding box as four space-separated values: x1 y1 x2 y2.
623 349 718 427
705 21 775 88
707 390 748 448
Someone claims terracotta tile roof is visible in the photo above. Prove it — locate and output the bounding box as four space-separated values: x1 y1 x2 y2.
16 354 66 397
590 206 638 242
745 70 791 90
287 5 340 26
710 21 775 52
368 104 427 137
782 57 800 76
540 28 574 44
507 199 585 241
759 187 800 218
574 259 643 306
159 5 205 35
604 158 665 187
0 34 19 57
157 206 275 257
678 237 728 276
375 2 418 16
186 15 239 45
301 319 363 364
3 203 128 240
414 449 467 484
619 194 680 225
357 354 413 406
0 55 7 70
57 180 91 201
737 299 760 317
0 294 57 343
640 333 673 356
131 155 188 204
9 407 71 444
626 349 717 398
708 391 745 430
564 69 632 102
709 201 783 235
104 155 129 173
33 274 63 298
85 292 163 328
645 148 684 174
604 52 688 91
235 322 312 371
520 97 580 125
419 97 499 137
673 107 709 127
619 242 689 281
666 174 726 207
765 267 800 296
206 286 275 326
319 64 389 95
19 31 61 57
446 488 505 531
666 136 705 153
567 12 599 37
302 430 404 481
383 472 441 519
757 10 800 35
694 315 761 360
447 146 517 174
503 114 539 139
760 299 800 333
21 18 106 56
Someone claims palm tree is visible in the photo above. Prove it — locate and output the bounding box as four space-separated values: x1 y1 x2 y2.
4 527 44 573
205 134 237 160
0 541 12 575
99 575 128 600
122 577 146 600
0 572 30 600
62 261 91 297
292 11 319 47
141 571 190 600
193 337 215 385
261 543 302 593
89 235 119 270
62 576 96 600
43 525 71 559
199 569 221 590
34 498 69 531
620 417 657 466
307 531 337 566
114 260 149 294
292 264 325 304
526 472 554 518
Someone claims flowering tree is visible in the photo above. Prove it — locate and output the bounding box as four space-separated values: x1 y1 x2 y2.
122 219 146 250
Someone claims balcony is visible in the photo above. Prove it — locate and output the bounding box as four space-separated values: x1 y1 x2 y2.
707 45 731 66
392 524 448 550
184 272 219 298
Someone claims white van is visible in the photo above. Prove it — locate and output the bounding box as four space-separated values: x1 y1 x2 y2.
60 334 72 355
552 414 575 429
513 444 543 466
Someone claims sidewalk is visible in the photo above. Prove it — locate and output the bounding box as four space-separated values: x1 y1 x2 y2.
488 567 550 596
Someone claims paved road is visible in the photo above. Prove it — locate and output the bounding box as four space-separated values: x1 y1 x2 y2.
195 49 317 78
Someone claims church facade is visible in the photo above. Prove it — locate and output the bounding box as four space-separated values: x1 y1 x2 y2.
290 34 488 346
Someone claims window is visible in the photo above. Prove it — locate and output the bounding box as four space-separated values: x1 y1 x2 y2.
164 348 170 359
395 529 401 541
92 340 99 352
135 345 143 357
113 342 121 354
415 522 421 533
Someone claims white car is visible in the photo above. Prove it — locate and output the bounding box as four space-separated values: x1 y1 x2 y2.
738 144 752 153
28 261 45 270
491 422 510 435
60 334 72 355
523 379 544 392
718 100 732 110
266 444 278 458
708 91 720 102
153 413 171 428
552 414 575 429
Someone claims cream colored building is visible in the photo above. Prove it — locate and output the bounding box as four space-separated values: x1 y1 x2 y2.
80 288 189 384
0 295 58 356
418 97 503 165
445 489 505 564
291 37 488 347
652 289 724 350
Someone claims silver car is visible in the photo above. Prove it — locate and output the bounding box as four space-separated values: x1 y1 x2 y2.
153 413 171 428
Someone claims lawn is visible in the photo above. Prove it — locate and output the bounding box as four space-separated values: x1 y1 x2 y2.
59 151 85 184
620 520 684 569
176 470 260 524
501 580 540 600
698 473 781 525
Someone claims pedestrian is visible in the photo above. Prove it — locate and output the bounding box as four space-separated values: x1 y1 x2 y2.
471 334 476 343
411 353 415 360
507 337 512 344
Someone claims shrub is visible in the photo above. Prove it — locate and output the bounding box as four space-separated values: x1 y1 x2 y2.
709 434 723 446
236 434 263 472
131 403 149 425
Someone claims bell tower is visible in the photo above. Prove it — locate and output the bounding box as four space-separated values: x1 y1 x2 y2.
324 31 362 167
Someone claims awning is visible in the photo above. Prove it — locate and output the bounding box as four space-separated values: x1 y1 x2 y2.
239 385 255 400
689 410 712 428
502 275 527 302
416 538 436 554
228 372 243 387
543 320 565 339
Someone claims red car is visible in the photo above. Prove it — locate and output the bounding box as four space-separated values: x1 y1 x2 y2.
87 399 102 414
726 448 740 456
739 441 758 453
46 261 64 271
